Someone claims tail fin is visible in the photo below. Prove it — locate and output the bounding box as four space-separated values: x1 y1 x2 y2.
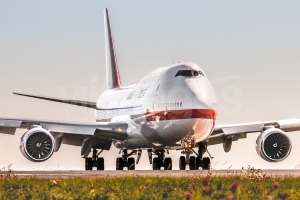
104 8 122 89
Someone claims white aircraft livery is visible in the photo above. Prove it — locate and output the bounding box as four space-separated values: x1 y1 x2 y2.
1 8 300 170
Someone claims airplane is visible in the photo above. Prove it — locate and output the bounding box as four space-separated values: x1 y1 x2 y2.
1 8 300 171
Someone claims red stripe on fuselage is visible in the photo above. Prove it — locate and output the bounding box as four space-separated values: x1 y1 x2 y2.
144 109 216 121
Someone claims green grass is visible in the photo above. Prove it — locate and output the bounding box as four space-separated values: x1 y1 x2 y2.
1 168 300 200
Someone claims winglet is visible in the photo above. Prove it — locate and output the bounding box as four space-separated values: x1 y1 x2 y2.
104 8 122 89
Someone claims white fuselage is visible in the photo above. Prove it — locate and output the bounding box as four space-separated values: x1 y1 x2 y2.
96 62 217 149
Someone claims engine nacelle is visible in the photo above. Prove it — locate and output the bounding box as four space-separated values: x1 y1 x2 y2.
256 127 292 162
20 127 55 162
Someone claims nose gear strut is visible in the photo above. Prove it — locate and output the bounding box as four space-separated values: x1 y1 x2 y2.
116 149 137 170
147 149 173 170
179 136 211 170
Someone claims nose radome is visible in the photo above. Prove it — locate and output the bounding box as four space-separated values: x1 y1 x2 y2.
186 78 217 110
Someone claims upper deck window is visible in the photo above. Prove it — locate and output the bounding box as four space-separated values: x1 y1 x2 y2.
175 70 204 77
127 91 136 100
137 89 147 98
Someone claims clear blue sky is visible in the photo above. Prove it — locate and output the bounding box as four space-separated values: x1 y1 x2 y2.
0 1 300 170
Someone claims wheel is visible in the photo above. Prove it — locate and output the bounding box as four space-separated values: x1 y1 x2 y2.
202 157 210 170
97 157 104 170
116 157 124 170
189 156 196 170
152 158 157 170
152 157 161 170
164 157 172 170
128 157 135 170
85 158 93 170
179 156 186 170
196 157 201 169
152 157 157 170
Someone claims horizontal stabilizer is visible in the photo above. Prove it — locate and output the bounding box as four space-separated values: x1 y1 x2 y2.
13 92 97 109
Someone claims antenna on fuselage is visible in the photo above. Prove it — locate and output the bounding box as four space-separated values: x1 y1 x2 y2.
104 8 122 90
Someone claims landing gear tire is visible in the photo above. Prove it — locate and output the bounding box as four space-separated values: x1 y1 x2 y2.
97 157 104 170
152 158 156 170
152 157 161 170
128 157 135 170
164 157 172 170
179 156 186 170
116 157 124 170
85 158 93 170
202 157 210 170
189 156 196 170
196 157 200 169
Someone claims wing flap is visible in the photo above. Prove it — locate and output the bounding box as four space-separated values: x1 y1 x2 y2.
0 127 17 135
0 119 22 135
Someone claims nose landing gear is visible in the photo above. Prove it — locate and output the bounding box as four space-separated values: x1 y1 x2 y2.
148 149 172 170
116 149 143 170
179 137 212 170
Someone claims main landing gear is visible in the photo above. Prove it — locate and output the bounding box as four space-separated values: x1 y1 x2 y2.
179 136 212 170
148 149 173 170
85 148 105 170
116 149 142 170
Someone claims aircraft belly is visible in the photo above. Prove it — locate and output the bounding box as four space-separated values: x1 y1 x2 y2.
138 118 214 145
156 118 214 143
113 139 153 149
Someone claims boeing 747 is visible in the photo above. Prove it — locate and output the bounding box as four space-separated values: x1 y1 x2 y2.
1 8 300 170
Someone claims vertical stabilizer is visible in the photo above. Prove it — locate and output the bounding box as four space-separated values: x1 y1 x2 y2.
104 8 122 89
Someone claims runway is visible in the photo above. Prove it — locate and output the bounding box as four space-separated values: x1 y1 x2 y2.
2 170 300 178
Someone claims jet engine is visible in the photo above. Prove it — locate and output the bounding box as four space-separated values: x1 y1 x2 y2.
256 127 292 162
20 127 55 162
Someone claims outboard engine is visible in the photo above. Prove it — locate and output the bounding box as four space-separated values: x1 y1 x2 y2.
20 127 55 162
256 127 292 162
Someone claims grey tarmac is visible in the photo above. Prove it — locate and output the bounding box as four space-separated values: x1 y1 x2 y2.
2 170 300 178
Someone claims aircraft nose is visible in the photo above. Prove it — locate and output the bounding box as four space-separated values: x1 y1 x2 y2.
186 77 217 110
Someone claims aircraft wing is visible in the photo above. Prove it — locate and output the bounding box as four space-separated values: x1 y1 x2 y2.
13 92 97 109
0 117 128 156
0 117 128 137
207 118 300 151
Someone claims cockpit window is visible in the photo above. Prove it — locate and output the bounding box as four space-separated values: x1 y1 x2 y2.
175 70 192 77
193 71 199 76
175 70 204 77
